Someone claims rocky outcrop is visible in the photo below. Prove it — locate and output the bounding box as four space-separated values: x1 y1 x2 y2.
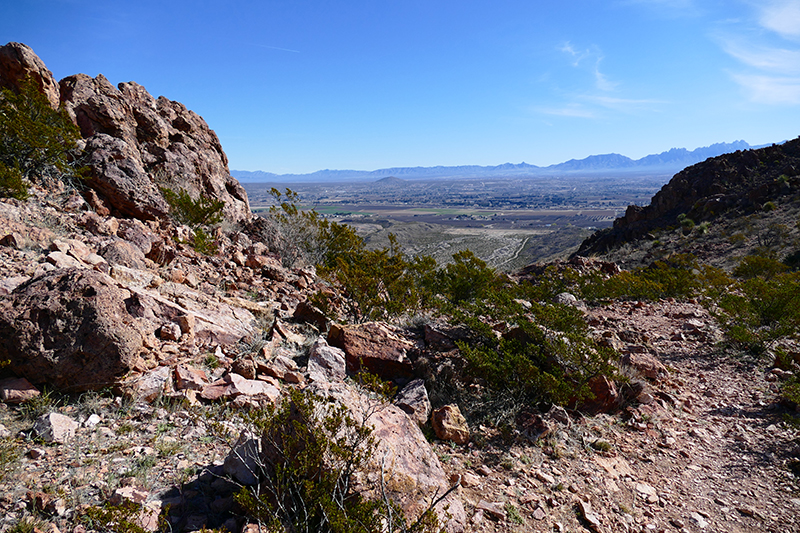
576 137 800 256
58 73 250 223
0 41 250 225
0 42 60 108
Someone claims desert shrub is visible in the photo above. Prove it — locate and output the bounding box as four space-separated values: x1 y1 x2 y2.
322 235 437 323
160 187 224 254
677 213 695 232
0 163 30 200
733 255 789 280
444 275 617 419
763 201 777 212
233 388 443 533
80 501 153 533
0 438 20 482
0 77 82 193
435 250 502 305
579 254 700 302
713 270 800 356
160 187 224 227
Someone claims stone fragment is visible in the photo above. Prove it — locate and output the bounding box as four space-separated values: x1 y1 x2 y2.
394 379 432 425
476 500 506 521
577 500 601 531
432 404 470 444
174 365 208 391
328 322 414 380
0 377 40 404
621 352 668 381
46 251 85 269
130 366 173 402
160 322 182 341
258 355 298 380
310 380 466 532
690 511 709 529
33 413 78 443
200 373 280 403
0 232 24 249
231 357 257 379
307 338 346 382
636 482 659 504
293 300 327 330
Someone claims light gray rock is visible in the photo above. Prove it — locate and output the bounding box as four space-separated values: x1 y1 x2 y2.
307 338 346 382
394 379 431 425
33 413 79 443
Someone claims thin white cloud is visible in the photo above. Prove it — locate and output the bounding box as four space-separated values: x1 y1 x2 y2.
535 104 597 118
758 0 800 40
731 73 800 104
585 95 668 111
719 38 800 74
560 41 616 91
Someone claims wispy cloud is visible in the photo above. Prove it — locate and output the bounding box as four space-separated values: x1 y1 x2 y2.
731 73 800 104
560 41 617 91
257 44 301 53
586 95 668 112
758 0 800 40
716 1 800 104
535 103 597 118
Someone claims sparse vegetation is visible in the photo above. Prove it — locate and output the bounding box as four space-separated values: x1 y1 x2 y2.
160 186 225 254
0 77 83 197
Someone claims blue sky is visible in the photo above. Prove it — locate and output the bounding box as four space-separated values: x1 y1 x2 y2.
3 0 800 173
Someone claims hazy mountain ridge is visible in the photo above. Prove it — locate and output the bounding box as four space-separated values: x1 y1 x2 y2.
233 140 770 183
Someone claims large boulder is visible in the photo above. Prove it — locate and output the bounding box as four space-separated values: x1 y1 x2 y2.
58 72 250 223
0 42 60 109
0 268 146 392
310 381 466 532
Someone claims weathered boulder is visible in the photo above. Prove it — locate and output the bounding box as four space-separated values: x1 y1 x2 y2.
431 404 470 445
328 322 414 380
621 352 668 381
311 381 466 532
0 42 60 108
58 72 250 223
0 268 146 391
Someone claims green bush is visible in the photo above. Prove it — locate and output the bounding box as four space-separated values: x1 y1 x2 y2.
233 388 442 533
160 187 225 227
0 77 81 192
714 270 800 356
579 254 700 302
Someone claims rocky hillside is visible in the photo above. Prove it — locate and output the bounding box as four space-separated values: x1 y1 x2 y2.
576 138 800 267
0 42 798 533
0 42 249 223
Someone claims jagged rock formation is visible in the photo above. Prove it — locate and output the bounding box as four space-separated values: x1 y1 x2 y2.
0 41 250 224
576 137 800 256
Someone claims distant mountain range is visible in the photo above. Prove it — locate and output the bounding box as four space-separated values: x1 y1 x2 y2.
231 140 779 183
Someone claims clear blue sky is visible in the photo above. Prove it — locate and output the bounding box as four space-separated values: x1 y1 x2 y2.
3 0 799 173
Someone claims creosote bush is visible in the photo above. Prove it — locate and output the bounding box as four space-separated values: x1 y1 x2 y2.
160 186 225 255
232 388 443 533
0 77 83 198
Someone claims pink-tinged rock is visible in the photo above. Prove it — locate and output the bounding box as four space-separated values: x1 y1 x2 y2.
307 338 346 382
395 379 431 425
257 354 298 380
46 251 85 269
223 431 261 485
0 232 25 249
293 300 327 330
109 485 148 505
475 500 506 521
33 413 78 443
200 373 280 403
130 366 173 402
0 268 146 392
0 42 61 108
621 352 668 381
0 276 29 296
0 377 40 404
174 365 208 391
311 381 466 532
432 404 470 444
576 375 619 414
59 72 250 224
328 322 414 380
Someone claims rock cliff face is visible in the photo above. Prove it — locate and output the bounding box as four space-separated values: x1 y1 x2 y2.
0 41 250 224
576 137 800 256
